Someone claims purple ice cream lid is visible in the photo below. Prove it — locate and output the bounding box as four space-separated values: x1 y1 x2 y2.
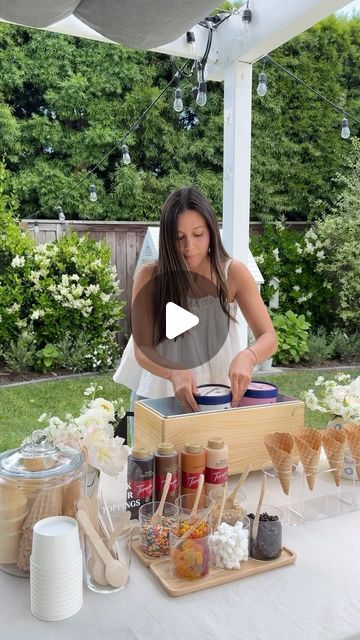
244 381 278 399
194 384 232 405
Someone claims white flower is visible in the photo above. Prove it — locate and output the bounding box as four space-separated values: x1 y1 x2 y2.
30 309 45 320
293 285 300 292
84 385 96 397
254 254 265 265
9 303 20 313
11 255 25 268
316 250 325 260
38 413 48 423
295 267 302 274
91 398 116 422
272 248 280 262
302 376 360 422
298 296 307 304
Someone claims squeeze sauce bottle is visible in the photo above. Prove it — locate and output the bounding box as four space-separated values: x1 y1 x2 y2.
127 448 154 519
205 438 229 496
181 443 206 509
154 442 179 504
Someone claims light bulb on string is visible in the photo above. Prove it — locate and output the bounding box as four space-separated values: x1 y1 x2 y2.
341 117 350 139
196 81 207 107
186 31 196 56
56 206 65 221
34 220 40 234
122 145 131 165
20 226 25 237
257 72 267 97
242 4 252 30
89 184 97 202
173 88 183 113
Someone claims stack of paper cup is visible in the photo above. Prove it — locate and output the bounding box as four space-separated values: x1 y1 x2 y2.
30 516 83 621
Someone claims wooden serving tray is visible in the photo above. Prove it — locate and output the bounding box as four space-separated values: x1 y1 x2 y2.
149 547 297 597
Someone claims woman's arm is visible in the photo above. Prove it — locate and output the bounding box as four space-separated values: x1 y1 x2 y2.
131 264 199 411
227 260 278 404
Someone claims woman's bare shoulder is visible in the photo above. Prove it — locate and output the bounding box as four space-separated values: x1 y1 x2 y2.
134 262 157 285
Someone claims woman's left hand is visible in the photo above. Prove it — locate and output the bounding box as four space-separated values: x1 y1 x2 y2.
228 351 255 407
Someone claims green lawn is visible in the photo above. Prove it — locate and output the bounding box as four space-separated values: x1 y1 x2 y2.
0 368 359 452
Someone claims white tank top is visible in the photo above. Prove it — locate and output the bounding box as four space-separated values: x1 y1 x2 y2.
136 259 241 399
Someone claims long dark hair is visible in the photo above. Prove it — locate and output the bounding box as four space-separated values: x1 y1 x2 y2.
154 186 232 344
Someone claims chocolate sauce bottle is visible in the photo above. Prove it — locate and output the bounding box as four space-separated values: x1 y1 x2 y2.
154 442 179 504
127 448 153 519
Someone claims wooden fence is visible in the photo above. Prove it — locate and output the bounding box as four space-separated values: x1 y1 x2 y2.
24 219 309 339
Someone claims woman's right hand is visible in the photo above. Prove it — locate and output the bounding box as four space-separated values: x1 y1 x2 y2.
169 370 199 413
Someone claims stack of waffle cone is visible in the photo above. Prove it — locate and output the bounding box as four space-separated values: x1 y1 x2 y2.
322 429 346 487
344 423 360 480
264 432 295 495
62 478 81 518
17 486 62 573
294 428 322 490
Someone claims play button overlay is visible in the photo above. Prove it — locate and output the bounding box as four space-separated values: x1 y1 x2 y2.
131 269 230 370
166 302 199 339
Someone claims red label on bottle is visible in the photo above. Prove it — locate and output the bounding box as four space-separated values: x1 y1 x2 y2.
130 479 153 499
182 471 203 489
205 466 228 484
155 474 179 493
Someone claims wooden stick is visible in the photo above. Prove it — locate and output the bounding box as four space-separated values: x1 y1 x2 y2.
226 464 252 507
174 501 215 548
215 482 228 530
189 474 205 521
252 475 267 542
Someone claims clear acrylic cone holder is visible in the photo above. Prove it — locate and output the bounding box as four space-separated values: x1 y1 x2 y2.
262 451 360 526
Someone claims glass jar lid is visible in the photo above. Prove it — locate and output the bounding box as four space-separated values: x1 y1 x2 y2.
0 429 83 480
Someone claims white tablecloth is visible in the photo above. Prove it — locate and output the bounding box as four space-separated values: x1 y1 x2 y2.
2 476 360 640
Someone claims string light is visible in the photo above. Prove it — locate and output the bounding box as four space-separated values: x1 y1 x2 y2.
263 54 360 140
56 206 65 221
173 87 183 113
257 72 267 97
89 184 98 202
34 220 40 234
186 31 196 55
196 81 207 107
242 1 252 27
121 145 131 165
341 117 350 139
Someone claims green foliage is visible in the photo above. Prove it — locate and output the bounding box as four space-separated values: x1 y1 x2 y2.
0 16 359 222
35 343 61 372
314 138 360 332
305 329 335 365
0 219 125 372
271 310 311 364
250 223 336 330
2 331 36 372
331 329 360 361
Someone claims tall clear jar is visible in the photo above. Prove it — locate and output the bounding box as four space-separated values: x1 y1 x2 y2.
0 429 85 577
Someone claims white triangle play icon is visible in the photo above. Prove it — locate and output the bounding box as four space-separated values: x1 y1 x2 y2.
166 302 199 340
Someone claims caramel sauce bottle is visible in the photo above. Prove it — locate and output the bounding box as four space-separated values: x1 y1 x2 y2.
154 442 179 504
205 438 229 496
180 443 206 509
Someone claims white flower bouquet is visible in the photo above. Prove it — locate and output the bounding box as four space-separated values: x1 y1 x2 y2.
302 374 360 424
36 384 129 476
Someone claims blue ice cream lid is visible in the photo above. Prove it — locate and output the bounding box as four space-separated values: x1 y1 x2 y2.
194 384 232 405
244 381 278 398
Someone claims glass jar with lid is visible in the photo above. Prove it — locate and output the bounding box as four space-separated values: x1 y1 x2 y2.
0 429 85 577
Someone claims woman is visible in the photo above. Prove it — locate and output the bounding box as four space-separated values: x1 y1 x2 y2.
115 186 277 431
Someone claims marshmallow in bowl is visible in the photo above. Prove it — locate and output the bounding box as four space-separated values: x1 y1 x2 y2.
209 521 249 570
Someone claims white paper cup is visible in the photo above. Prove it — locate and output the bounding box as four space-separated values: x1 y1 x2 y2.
32 516 81 569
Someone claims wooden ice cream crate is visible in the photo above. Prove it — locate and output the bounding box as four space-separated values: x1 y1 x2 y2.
134 394 304 475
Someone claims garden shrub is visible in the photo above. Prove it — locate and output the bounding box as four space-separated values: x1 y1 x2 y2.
271 310 311 365
250 222 336 332
314 138 360 333
0 208 125 372
305 329 335 365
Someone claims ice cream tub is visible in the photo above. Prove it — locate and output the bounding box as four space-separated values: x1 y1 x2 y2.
194 384 232 412
238 381 278 407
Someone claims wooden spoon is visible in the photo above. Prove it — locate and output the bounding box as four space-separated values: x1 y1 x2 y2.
149 472 172 526
189 473 205 521
225 464 252 509
251 475 267 543
77 509 129 588
106 511 131 552
215 482 228 530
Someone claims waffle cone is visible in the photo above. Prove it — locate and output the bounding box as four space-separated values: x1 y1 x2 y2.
294 428 322 490
16 487 62 573
264 432 295 495
322 429 346 487
62 478 81 518
22 486 62 530
344 423 360 480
